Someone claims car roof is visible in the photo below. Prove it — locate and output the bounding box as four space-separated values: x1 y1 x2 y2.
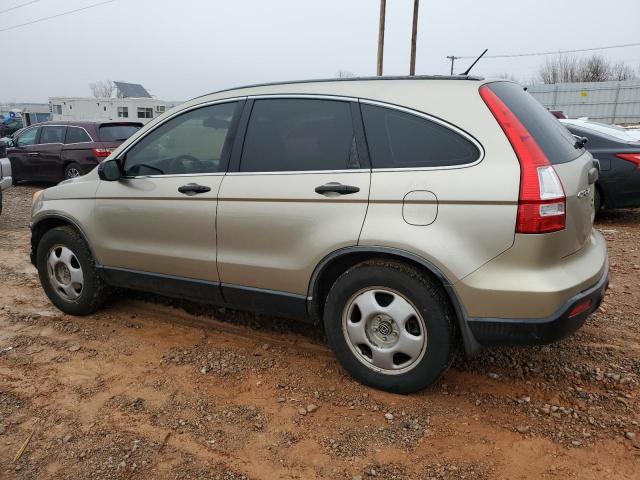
28 120 143 128
561 119 639 143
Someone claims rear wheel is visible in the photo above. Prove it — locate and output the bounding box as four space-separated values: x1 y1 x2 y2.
36 226 110 315
594 187 602 213
323 260 455 393
64 163 82 180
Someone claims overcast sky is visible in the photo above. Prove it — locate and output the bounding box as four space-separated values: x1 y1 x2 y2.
1 0 639 103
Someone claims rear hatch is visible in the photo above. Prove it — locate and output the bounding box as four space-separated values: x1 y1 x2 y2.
484 81 595 257
96 122 142 149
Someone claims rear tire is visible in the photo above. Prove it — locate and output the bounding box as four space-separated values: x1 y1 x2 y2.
36 226 110 315
594 187 602 213
64 163 83 180
323 260 455 394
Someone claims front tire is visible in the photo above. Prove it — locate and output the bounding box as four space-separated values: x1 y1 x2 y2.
323 260 456 394
36 226 110 315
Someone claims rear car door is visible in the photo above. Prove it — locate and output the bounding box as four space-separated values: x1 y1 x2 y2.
92 101 242 295
8 126 40 181
35 125 66 181
216 97 371 312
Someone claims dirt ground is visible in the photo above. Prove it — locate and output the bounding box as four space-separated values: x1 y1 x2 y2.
0 185 638 480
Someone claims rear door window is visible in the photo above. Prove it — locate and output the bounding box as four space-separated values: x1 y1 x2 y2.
65 127 92 144
39 126 66 144
487 82 582 165
99 124 141 142
240 99 360 172
361 104 480 169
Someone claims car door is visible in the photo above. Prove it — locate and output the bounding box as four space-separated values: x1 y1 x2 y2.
8 126 40 181
91 100 243 296
35 125 66 181
216 97 371 312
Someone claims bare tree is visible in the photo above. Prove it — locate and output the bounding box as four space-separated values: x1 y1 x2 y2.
537 54 637 84
89 80 114 98
336 70 356 78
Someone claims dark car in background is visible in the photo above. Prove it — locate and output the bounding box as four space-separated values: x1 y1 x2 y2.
6 121 142 183
561 119 640 211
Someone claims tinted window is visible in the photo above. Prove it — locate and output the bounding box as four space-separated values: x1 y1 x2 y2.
16 128 38 146
488 82 582 165
40 126 66 144
65 127 92 144
240 99 359 172
361 104 479 168
124 102 237 176
99 124 141 142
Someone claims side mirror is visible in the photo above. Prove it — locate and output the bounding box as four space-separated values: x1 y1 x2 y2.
98 159 122 181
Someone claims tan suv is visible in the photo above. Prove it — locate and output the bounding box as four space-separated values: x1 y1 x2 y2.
30 76 609 393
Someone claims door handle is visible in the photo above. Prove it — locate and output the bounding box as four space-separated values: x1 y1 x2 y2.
27 152 39 157
178 183 211 195
315 182 360 195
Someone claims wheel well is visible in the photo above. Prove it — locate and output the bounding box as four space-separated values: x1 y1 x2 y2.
31 218 78 261
310 251 454 325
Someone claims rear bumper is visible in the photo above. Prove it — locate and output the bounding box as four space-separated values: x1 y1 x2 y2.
467 260 609 346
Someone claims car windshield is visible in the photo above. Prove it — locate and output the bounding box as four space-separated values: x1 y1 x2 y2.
561 120 639 142
99 124 141 142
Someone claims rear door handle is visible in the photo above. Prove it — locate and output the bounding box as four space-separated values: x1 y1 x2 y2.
178 183 211 195
27 152 39 157
315 182 360 195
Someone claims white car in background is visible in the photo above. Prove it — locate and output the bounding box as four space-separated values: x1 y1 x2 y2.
560 118 640 142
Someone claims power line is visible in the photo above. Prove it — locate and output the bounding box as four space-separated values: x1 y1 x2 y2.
0 0 41 15
458 42 640 59
0 0 116 33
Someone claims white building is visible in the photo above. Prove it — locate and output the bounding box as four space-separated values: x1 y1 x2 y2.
49 82 180 125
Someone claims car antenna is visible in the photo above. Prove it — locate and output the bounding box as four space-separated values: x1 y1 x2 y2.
460 49 488 76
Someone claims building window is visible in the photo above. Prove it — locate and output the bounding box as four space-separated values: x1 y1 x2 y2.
52 104 62 115
137 107 153 119
156 105 166 114
118 107 129 118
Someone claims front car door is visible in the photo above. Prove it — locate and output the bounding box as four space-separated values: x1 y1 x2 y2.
91 100 243 299
217 97 371 316
8 126 40 181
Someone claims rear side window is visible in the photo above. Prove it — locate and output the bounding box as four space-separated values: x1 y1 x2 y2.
39 126 66 144
65 127 92 144
487 82 581 165
361 104 480 169
240 99 360 172
99 124 141 142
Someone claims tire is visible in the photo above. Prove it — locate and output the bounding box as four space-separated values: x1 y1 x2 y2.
594 187 602 213
36 226 110 315
64 163 83 180
323 260 456 394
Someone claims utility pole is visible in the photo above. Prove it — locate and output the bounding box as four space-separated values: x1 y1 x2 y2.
409 0 420 75
446 55 460 75
377 0 386 76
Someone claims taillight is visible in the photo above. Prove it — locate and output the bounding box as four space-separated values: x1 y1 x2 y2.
616 153 640 168
479 85 566 234
93 148 113 158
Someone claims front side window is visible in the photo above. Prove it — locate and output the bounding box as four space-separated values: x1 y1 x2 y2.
16 127 38 146
123 102 238 176
65 127 92 144
240 99 359 172
137 107 153 119
361 104 480 169
40 126 66 144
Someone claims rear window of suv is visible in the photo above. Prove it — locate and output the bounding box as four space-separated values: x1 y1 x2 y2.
99 124 141 142
487 82 582 165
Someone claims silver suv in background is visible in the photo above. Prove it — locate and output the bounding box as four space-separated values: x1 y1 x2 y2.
29 76 608 393
0 141 12 216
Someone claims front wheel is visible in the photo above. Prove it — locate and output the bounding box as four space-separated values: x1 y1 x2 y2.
323 260 456 394
36 226 110 315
